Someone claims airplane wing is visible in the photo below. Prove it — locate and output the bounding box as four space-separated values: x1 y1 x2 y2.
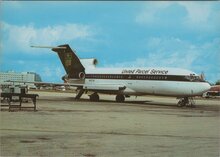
4 80 127 100
4 80 126 91
4 80 127 97
4 80 84 87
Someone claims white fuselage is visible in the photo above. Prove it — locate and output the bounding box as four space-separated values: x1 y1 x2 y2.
68 67 211 97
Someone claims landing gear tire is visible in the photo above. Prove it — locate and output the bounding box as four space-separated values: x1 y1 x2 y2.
177 97 195 107
116 94 125 102
90 93 99 102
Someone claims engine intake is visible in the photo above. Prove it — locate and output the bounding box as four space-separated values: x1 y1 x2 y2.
80 58 98 68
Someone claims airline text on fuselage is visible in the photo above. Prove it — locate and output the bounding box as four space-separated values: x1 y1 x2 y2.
122 69 168 75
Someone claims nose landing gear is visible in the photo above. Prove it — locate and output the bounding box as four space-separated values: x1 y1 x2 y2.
177 97 195 107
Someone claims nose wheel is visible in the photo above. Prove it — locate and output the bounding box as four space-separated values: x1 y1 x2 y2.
177 97 195 107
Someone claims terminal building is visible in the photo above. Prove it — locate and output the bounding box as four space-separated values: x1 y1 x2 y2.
0 71 42 89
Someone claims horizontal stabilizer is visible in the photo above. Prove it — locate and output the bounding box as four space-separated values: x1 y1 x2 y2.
30 45 67 49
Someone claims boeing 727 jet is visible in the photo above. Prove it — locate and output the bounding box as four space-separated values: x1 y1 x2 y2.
29 44 211 106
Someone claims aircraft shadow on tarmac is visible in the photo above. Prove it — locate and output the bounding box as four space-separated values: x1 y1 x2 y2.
38 96 220 111
67 97 220 110
66 97 179 108
1 96 219 112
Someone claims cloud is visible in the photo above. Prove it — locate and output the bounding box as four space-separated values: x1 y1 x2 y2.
1 21 94 54
55 67 63 78
17 60 25 65
40 66 65 82
110 37 200 68
133 2 220 83
43 67 52 77
1 21 95 81
1 1 23 9
135 2 173 25
179 2 220 31
179 2 210 25
135 2 220 32
105 37 220 83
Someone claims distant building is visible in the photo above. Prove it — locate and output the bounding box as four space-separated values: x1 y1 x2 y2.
0 71 42 88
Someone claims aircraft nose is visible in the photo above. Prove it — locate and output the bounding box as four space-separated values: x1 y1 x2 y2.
202 82 211 93
193 82 211 96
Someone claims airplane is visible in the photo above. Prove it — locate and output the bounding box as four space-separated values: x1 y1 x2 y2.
9 44 211 107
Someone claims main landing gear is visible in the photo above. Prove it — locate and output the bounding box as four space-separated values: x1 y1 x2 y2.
89 93 125 102
177 97 195 107
75 89 85 100
116 94 125 103
89 93 100 101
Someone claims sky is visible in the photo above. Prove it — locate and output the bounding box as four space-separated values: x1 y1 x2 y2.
1 1 220 83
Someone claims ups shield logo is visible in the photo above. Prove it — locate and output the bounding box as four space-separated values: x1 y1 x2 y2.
65 53 72 67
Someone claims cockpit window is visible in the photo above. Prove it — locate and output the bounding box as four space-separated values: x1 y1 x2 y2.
185 74 205 82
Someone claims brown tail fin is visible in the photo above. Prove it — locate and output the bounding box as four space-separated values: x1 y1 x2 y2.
52 44 85 79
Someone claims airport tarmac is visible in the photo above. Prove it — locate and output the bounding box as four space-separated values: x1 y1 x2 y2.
1 91 220 157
